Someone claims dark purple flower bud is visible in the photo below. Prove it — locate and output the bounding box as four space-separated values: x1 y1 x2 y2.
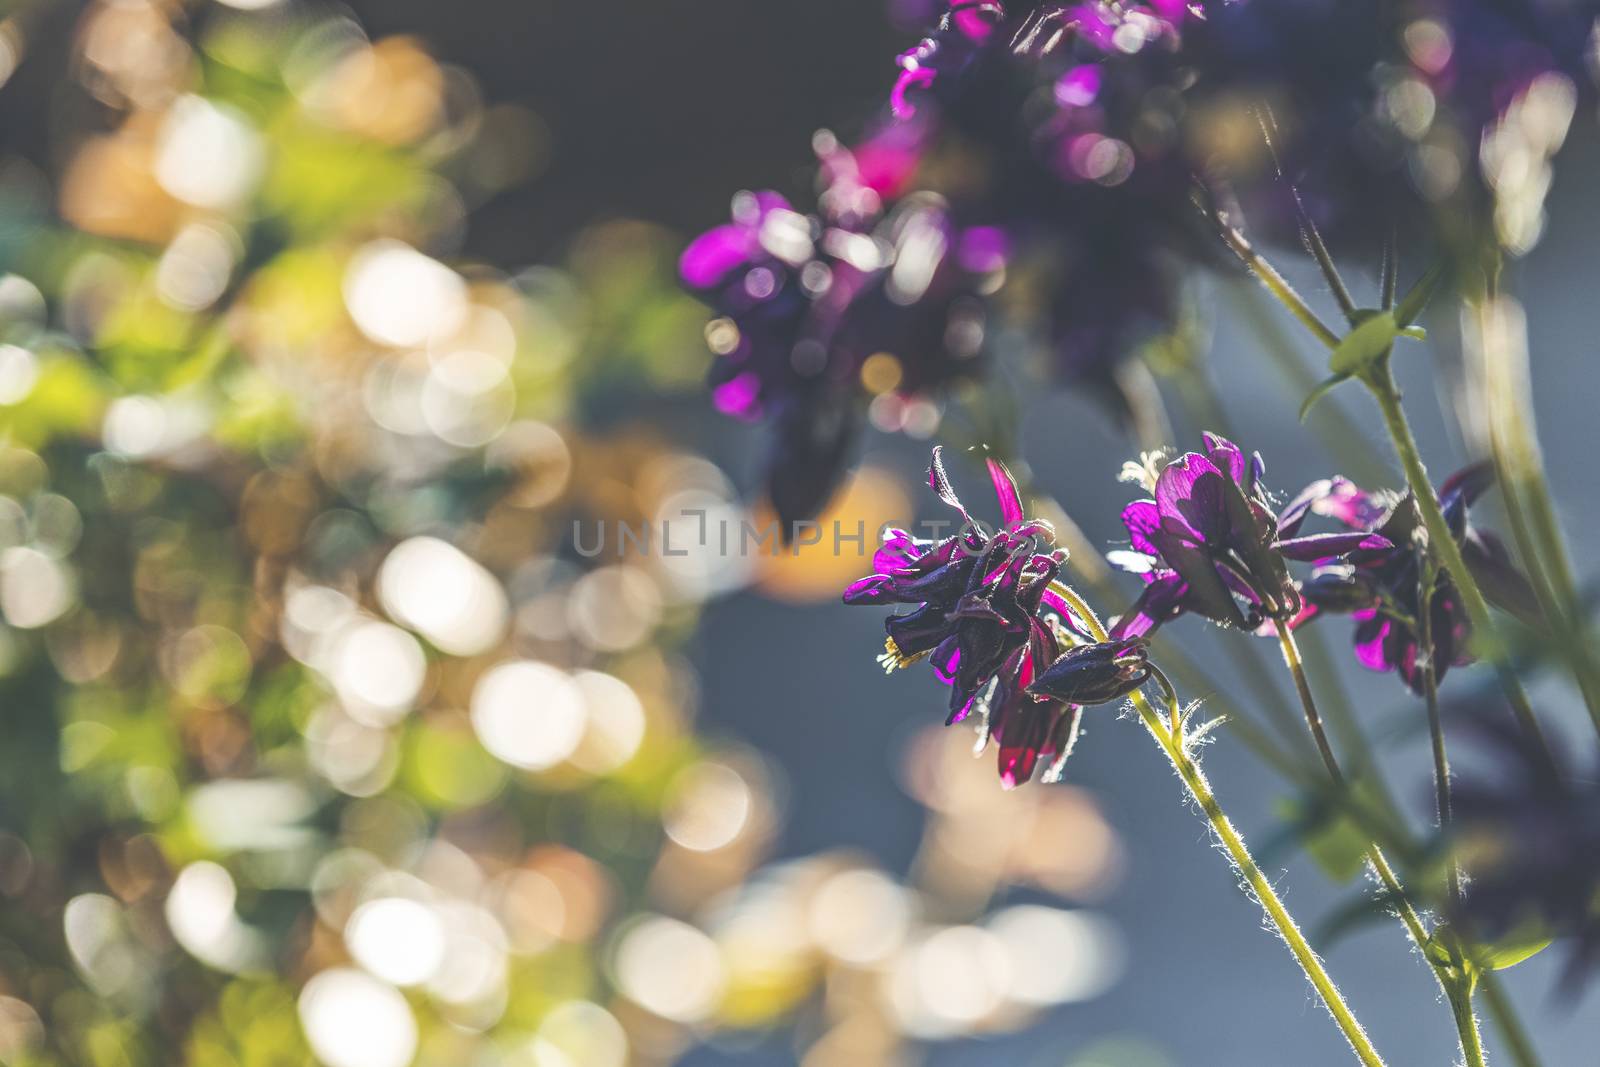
1029 638 1150 705
1299 565 1378 614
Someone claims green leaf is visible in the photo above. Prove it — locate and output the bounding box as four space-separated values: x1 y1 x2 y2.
1299 373 1352 422
1425 919 1551 980
1328 310 1400 377
1476 919 1553 972
1272 795 1369 884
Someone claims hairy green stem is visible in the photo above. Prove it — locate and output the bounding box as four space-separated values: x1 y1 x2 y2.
1054 588 1387 1066
1215 216 1343 349
1278 626 1488 1067
1133 685 1388 1067
1220 228 1541 1067
1449 983 1491 1067
1479 973 1542 1067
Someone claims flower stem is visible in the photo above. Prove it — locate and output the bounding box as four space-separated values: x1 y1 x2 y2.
1449 983 1491 1067
1360 359 1556 771
1274 629 1430 943
1129 677 1388 1067
1044 589 1386 1064
1418 560 1463 906
1276 627 1347 786
1278 625 1490 1067
1480 973 1543 1067
1213 212 1342 349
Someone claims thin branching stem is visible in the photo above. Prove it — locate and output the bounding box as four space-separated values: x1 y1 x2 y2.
1203 195 1343 348
1255 105 1359 325
1055 593 1388 1066
1221 219 1541 1067
1418 560 1462 906
1278 626 1489 1067
1479 974 1543 1067
1362 359 1557 772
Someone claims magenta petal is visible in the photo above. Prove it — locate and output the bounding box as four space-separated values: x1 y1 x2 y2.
1120 499 1162 556
1109 575 1185 638
997 745 1037 790
1274 531 1394 561
1352 610 1393 671
1276 478 1332 537
872 529 920 574
679 225 753 288
1312 477 1386 529
927 447 971 521
1155 452 1227 543
947 690 978 725
890 66 936 120
1040 588 1092 637
931 637 961 683
843 575 895 605
1202 432 1246 484
987 456 1024 526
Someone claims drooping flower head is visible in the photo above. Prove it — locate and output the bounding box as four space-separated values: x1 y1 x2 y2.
1290 463 1535 692
1107 432 1389 638
681 136 1004 527
845 447 1148 786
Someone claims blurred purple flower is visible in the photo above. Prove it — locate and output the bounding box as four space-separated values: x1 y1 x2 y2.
887 1 1214 394
1452 711 1600 989
681 135 1001 526
1195 0 1600 253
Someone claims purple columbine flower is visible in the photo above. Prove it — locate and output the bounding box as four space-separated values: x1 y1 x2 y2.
847 448 1145 786
1107 433 1390 638
1288 463 1535 692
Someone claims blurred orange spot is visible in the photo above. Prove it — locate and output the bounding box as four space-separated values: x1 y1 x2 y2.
59 118 182 244
315 37 444 145
756 466 909 603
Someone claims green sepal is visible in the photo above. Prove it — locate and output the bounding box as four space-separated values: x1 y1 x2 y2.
1299 373 1352 422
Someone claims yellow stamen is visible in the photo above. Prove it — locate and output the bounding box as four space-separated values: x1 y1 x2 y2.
877 636 930 673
